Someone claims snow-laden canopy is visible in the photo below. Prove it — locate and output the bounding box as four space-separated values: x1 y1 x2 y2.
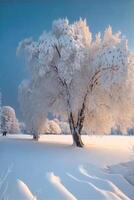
17 18 134 145
1 106 20 134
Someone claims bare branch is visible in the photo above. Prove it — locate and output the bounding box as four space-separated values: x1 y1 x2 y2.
54 44 61 58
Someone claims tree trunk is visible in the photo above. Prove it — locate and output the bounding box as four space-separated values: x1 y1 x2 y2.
33 134 39 141
72 130 84 147
2 131 7 136
68 112 84 148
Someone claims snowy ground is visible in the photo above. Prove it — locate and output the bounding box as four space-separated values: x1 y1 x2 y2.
0 134 134 200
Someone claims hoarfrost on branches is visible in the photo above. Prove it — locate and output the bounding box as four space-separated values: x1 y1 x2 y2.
18 18 134 146
1 106 20 134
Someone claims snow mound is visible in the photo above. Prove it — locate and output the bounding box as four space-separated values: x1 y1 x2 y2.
47 172 77 200
109 160 134 188
17 179 37 200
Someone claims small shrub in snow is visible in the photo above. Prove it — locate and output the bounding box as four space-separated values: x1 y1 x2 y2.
44 119 61 134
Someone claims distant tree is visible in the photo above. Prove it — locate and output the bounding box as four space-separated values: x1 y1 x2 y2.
17 18 134 147
58 121 70 134
45 119 61 134
1 106 20 134
127 128 134 136
19 122 26 134
111 125 123 135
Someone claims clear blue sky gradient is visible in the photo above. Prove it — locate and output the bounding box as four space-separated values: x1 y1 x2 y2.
0 0 134 119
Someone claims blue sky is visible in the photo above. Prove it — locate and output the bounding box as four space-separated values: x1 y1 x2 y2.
0 0 134 119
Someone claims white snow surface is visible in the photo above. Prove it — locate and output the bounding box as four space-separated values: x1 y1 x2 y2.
0 134 134 200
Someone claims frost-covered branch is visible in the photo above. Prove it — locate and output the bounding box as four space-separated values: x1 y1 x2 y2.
17 18 134 146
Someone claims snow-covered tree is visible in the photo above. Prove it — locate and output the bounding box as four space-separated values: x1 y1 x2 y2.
59 121 70 134
1 106 20 134
17 18 134 147
127 127 134 135
111 125 123 135
19 122 26 134
45 119 61 134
